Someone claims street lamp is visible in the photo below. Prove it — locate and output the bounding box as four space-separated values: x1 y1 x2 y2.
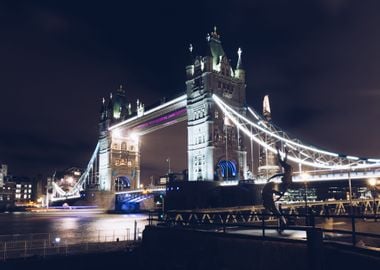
368 178 377 221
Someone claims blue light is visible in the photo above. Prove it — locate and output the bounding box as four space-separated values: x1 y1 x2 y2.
217 160 237 179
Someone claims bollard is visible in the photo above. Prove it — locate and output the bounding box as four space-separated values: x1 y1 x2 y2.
307 228 324 270
134 220 137 242
24 240 27 258
43 240 46 258
3 242 6 261
351 215 356 246
261 212 265 237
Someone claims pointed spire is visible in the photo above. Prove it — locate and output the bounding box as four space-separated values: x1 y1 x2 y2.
187 43 195 66
128 103 132 115
117 84 123 93
211 26 220 40
236 47 243 70
106 93 113 119
263 95 271 121
206 33 211 42
100 97 107 121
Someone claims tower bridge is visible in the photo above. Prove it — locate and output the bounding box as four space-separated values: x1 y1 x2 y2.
50 28 380 210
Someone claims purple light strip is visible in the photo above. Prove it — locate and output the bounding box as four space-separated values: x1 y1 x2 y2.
135 108 187 130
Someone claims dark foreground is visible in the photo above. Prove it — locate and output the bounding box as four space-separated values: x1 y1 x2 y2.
2 226 380 270
0 248 142 270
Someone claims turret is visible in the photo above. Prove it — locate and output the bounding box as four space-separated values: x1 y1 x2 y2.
112 84 127 120
186 44 195 79
106 93 113 120
99 94 113 135
235 48 245 81
99 97 106 121
263 95 271 121
207 27 225 70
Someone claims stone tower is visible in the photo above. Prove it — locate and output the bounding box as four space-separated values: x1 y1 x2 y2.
98 85 140 192
186 28 248 181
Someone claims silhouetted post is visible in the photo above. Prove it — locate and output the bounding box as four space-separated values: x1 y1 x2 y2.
307 228 324 270
134 220 137 241
351 215 356 246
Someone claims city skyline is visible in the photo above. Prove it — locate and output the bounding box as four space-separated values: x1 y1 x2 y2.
1 1 380 179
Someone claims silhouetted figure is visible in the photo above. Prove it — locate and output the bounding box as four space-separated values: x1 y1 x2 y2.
262 146 293 227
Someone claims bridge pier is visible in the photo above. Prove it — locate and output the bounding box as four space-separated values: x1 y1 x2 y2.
83 190 115 211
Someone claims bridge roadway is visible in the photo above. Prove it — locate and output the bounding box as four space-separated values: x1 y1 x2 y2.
109 93 187 135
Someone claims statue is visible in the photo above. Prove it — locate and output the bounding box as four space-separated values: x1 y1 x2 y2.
262 145 293 228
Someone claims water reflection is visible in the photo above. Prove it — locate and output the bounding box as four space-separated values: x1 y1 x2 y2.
0 210 148 244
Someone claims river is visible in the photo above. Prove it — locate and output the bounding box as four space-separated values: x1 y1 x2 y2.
0 209 149 243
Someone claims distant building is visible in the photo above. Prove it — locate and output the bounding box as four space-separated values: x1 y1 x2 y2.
0 164 8 187
0 182 15 210
6 176 34 206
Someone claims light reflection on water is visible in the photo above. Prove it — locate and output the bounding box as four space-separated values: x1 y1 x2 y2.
0 210 148 243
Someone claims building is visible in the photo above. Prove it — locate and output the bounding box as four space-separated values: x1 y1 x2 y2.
14 181 33 204
0 181 15 210
0 163 8 187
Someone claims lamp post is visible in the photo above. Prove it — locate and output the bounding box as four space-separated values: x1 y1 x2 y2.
348 169 353 208
166 158 171 174
301 173 310 224
368 178 377 221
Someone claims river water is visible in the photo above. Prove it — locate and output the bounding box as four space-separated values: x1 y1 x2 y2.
0 209 149 243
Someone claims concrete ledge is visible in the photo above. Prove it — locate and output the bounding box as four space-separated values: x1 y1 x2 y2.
142 226 380 270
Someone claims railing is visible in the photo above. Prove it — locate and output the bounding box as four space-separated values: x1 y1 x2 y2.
0 228 143 261
147 208 380 251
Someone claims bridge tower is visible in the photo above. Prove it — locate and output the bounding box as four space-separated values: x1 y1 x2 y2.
186 28 248 181
98 85 140 192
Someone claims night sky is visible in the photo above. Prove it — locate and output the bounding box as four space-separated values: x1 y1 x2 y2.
1 0 380 182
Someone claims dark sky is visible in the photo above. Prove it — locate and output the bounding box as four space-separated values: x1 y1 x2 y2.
1 0 380 181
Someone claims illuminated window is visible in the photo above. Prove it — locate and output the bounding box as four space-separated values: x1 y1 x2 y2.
121 142 127 151
15 194 21 199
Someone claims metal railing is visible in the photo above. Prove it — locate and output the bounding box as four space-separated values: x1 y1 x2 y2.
0 228 143 261
147 209 380 250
